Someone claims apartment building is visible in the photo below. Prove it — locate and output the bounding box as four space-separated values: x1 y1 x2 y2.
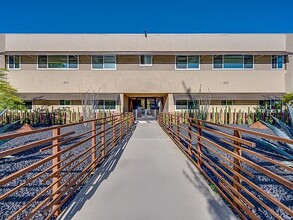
0 34 292 116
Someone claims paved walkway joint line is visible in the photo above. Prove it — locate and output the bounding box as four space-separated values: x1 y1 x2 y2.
59 122 237 220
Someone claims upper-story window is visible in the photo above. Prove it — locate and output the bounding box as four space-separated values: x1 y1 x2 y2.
272 55 283 69
38 55 78 69
92 55 116 70
7 55 21 69
176 55 200 70
213 55 253 69
140 55 152 66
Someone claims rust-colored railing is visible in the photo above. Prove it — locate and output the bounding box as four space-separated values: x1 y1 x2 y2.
0 112 135 219
158 113 293 220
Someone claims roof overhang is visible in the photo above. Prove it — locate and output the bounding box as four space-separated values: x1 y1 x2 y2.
20 93 120 101
173 93 285 100
1 51 292 56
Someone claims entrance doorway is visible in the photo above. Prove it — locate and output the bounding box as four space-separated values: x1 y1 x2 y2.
130 97 162 120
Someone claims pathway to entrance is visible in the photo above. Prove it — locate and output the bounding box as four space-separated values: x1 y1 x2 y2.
59 121 237 220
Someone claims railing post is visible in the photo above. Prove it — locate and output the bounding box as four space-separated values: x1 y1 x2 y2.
101 113 106 159
120 113 123 139
165 113 167 129
177 115 180 139
91 120 97 170
233 130 242 196
126 113 129 133
169 113 173 135
52 127 61 216
157 112 160 124
112 114 116 147
197 120 203 166
188 118 192 156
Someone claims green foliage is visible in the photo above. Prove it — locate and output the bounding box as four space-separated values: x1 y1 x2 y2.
0 69 24 110
219 108 223 124
45 108 50 125
237 110 242 124
209 183 218 193
247 107 254 125
282 93 293 106
228 106 232 124
254 106 262 121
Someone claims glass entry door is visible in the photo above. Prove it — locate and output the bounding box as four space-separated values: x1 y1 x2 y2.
131 97 162 120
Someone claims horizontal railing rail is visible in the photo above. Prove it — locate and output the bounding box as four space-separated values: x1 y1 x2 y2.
158 112 293 220
0 112 135 220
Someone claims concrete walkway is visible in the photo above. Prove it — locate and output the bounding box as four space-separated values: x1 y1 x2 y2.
59 121 237 220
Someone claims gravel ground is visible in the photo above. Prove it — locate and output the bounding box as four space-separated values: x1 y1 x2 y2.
0 123 121 219
173 123 293 220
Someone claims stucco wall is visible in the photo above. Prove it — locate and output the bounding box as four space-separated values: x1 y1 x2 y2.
3 34 288 53
6 68 286 94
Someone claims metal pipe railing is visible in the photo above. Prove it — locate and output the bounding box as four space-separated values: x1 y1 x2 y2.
158 112 293 220
0 112 135 220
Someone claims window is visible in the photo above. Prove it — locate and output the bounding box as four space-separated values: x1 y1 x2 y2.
259 100 281 109
140 55 152 66
221 100 233 105
213 55 223 69
92 55 116 70
60 100 71 106
175 100 197 110
105 100 116 110
175 100 188 110
24 101 32 110
93 100 116 110
7 55 21 69
213 55 253 69
38 55 78 69
272 55 283 69
176 55 199 70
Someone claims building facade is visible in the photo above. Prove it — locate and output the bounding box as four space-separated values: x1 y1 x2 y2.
0 34 292 115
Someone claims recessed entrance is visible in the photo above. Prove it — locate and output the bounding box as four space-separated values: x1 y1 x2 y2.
129 97 162 120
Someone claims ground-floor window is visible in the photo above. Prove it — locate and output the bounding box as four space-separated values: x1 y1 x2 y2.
24 101 32 110
60 100 72 107
93 100 116 110
220 100 233 106
175 100 196 110
259 100 281 109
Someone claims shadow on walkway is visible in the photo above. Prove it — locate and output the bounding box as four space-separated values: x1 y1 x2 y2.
182 161 237 220
58 125 136 220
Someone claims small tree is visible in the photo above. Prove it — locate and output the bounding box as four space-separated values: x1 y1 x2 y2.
282 93 293 106
0 69 23 110
80 88 100 123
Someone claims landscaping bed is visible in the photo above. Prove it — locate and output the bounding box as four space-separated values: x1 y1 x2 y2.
0 123 117 219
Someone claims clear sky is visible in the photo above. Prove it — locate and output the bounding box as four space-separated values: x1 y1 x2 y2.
1 0 293 33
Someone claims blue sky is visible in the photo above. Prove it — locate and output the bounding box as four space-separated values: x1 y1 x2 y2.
1 0 293 33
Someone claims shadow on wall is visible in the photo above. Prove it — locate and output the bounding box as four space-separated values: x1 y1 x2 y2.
182 161 237 220
58 125 136 220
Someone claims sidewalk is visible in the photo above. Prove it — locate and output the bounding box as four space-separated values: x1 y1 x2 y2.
59 121 237 220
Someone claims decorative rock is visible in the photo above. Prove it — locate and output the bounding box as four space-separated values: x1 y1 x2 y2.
249 121 268 129
16 124 35 133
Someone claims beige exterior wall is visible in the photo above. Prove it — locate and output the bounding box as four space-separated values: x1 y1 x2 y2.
3 34 287 53
6 67 286 94
0 34 5 53
0 55 5 69
286 55 293 93
0 34 292 114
